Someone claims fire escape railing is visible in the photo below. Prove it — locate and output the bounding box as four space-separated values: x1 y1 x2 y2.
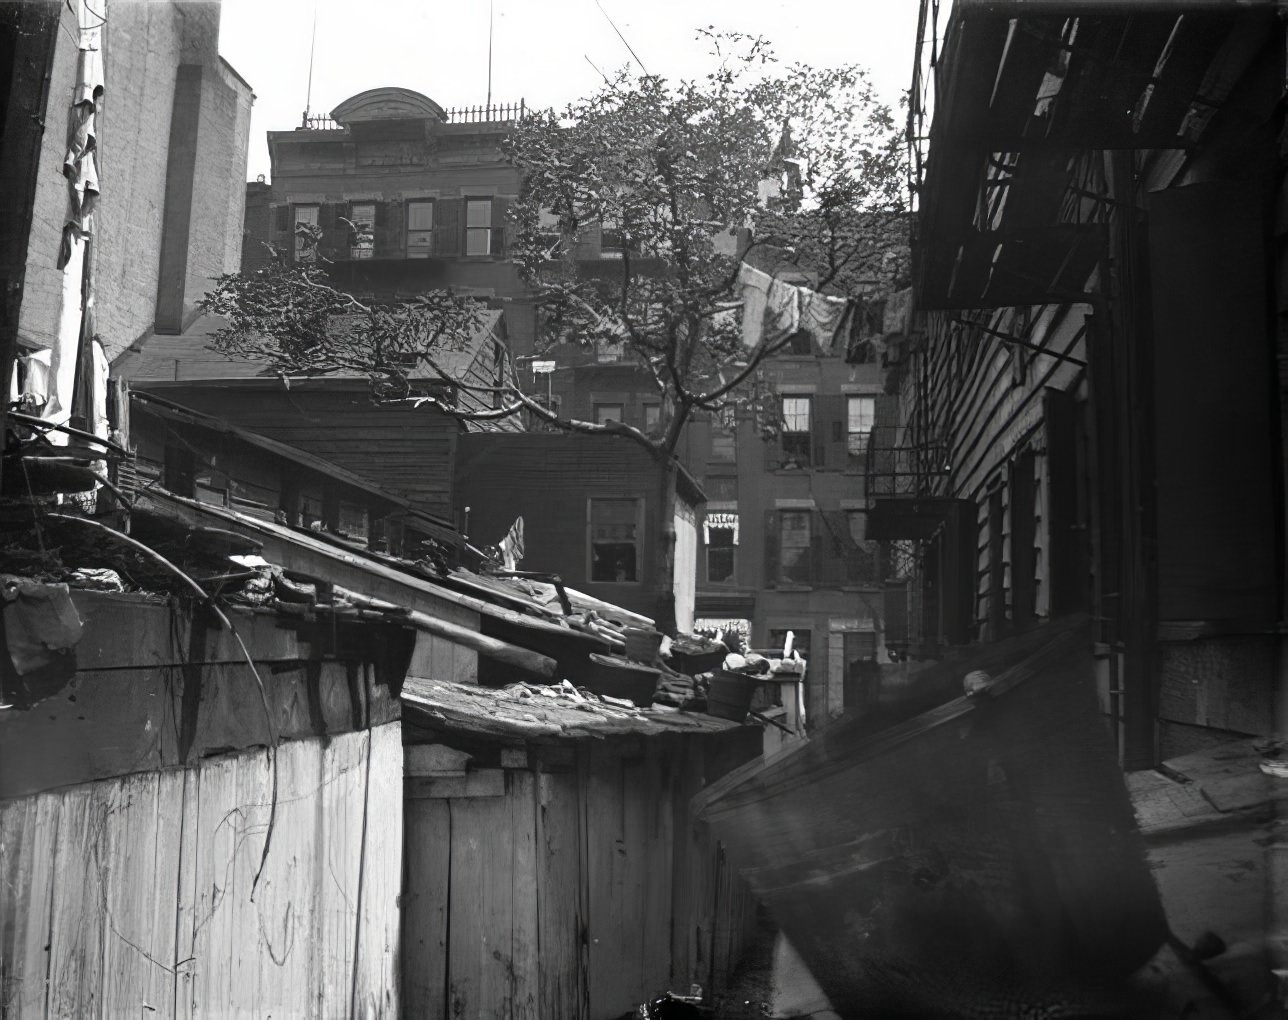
863 424 949 511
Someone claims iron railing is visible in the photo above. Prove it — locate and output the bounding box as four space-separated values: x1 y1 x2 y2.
443 101 527 124
297 101 528 131
863 424 950 506
909 0 951 218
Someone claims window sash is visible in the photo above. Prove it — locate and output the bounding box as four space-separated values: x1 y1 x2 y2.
465 199 493 255
847 396 875 456
589 497 640 582
407 200 435 253
781 396 811 433
350 203 375 256
594 403 624 424
780 511 811 549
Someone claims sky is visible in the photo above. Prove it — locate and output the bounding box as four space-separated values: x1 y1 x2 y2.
218 0 923 182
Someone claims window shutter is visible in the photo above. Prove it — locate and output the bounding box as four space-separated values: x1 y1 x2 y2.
373 201 390 256
273 204 290 233
317 203 338 256
492 196 511 256
809 510 826 584
434 198 462 256
763 510 778 588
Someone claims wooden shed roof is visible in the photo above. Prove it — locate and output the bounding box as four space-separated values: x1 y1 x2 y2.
401 675 739 743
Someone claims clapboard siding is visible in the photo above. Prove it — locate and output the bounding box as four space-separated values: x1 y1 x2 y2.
154 386 462 519
0 724 403 1019
903 301 1088 636
401 729 761 1020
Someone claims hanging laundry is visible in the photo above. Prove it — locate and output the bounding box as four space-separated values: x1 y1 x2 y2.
764 273 800 341
737 263 772 349
43 9 103 445
798 288 849 355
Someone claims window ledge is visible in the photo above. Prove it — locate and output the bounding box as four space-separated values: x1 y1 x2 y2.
775 584 813 593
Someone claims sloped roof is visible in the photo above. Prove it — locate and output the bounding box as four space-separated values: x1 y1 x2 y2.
114 310 503 387
402 675 738 743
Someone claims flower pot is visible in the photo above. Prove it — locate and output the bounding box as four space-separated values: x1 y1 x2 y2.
586 653 662 707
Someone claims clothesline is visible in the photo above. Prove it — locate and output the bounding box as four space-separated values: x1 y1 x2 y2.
736 263 891 357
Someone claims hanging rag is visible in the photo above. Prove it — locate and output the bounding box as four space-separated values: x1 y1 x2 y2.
764 273 800 343
738 263 772 349
1 575 84 706
798 288 849 355
44 11 103 445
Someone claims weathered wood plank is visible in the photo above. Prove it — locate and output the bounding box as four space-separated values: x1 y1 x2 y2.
189 755 239 1016
587 743 631 1018
174 767 202 1020
402 797 451 1019
620 755 649 1005
319 732 367 1012
46 785 104 1017
0 795 48 1016
145 770 185 1016
99 772 164 1015
353 721 404 1018
535 768 586 1019
510 770 539 1020
641 740 675 996
447 791 514 1020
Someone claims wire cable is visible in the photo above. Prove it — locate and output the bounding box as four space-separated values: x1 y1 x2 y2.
43 512 280 901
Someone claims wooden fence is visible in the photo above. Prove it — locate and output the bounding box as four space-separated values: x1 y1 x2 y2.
0 723 402 1018
402 729 761 1019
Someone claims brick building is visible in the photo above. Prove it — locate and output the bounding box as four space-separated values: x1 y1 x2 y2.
241 87 537 353
540 301 893 728
4 0 252 370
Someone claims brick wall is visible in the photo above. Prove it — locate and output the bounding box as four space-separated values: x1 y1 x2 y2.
17 1 250 361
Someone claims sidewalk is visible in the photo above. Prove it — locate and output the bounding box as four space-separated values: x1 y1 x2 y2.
1127 739 1288 1019
1126 739 1284 842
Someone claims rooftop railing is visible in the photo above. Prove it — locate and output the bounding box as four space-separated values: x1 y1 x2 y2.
297 101 529 131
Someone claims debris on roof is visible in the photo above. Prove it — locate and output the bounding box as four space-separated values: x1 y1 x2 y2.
402 674 740 743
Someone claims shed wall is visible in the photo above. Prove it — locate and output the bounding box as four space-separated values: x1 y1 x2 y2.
0 723 403 1018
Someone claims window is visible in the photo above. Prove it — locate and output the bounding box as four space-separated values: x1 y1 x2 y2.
780 396 812 467
293 204 319 261
779 510 812 583
643 403 662 435
465 198 493 255
846 509 866 545
406 200 434 257
710 406 736 462
847 396 875 466
594 403 624 424
705 477 737 503
704 512 737 584
589 498 640 582
843 630 880 712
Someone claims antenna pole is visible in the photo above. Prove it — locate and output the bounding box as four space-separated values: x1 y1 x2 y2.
486 0 494 111
303 1 318 125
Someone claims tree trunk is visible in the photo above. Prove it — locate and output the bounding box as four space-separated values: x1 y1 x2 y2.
652 454 679 636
